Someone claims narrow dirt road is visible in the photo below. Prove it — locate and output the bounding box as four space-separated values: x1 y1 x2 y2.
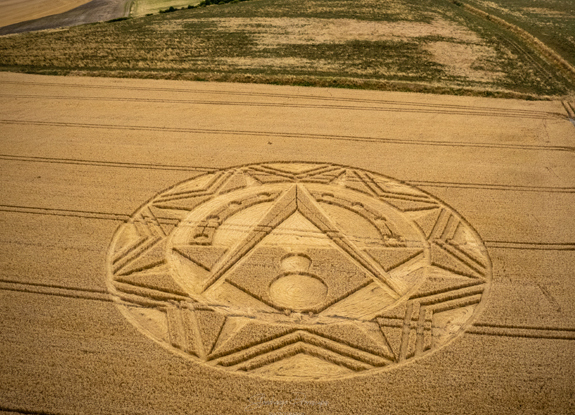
0 72 574 414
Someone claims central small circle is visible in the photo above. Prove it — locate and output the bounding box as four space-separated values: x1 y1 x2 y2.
269 273 328 311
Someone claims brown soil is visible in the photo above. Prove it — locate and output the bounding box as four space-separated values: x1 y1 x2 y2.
0 72 574 414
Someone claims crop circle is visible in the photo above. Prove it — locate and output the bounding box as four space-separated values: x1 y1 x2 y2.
107 162 491 380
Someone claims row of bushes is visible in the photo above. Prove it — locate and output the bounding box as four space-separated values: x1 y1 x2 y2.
158 0 249 13
158 6 190 13
197 0 250 6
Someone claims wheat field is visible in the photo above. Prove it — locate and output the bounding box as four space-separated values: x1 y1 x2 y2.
0 71 574 414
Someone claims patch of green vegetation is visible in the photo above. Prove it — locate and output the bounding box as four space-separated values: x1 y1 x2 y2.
249 40 444 81
106 17 131 23
131 0 201 17
179 0 438 22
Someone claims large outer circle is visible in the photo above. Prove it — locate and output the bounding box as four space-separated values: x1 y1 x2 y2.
107 162 491 381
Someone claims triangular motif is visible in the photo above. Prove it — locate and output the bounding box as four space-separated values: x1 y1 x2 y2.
305 168 345 184
377 324 403 359
149 205 187 222
173 245 228 271
152 195 211 211
342 170 373 194
166 307 201 357
382 198 438 213
370 176 429 198
211 282 276 312
117 239 167 276
430 243 482 279
210 321 294 359
217 172 249 194
409 275 483 300
248 173 290 184
320 282 397 320
309 322 393 360
357 322 396 360
158 222 176 236
114 223 144 253
250 353 352 379
116 271 188 297
365 248 424 271
210 317 251 357
263 163 326 175
161 172 222 196
408 208 442 238
256 211 332 247
195 309 227 356
448 224 487 268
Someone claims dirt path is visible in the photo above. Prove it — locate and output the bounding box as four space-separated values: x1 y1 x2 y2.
0 0 132 35
0 72 574 414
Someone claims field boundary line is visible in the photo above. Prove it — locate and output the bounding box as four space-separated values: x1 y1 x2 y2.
2 279 574 340
0 91 564 120
1 119 573 153
412 180 575 194
0 154 215 172
1 156 574 194
0 204 129 221
2 205 575 251
484 241 575 251
0 279 112 303
469 324 575 340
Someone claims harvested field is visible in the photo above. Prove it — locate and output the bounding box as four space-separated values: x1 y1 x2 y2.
0 71 574 413
0 0 573 97
0 0 132 35
0 0 92 28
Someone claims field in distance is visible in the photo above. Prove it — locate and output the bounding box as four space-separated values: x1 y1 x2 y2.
0 0 573 98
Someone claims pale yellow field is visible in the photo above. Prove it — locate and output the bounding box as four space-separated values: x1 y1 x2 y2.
0 0 91 27
0 72 574 413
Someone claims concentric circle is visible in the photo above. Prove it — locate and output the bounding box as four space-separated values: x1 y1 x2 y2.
107 162 491 380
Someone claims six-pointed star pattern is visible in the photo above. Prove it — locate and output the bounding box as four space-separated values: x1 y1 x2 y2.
107 162 491 380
